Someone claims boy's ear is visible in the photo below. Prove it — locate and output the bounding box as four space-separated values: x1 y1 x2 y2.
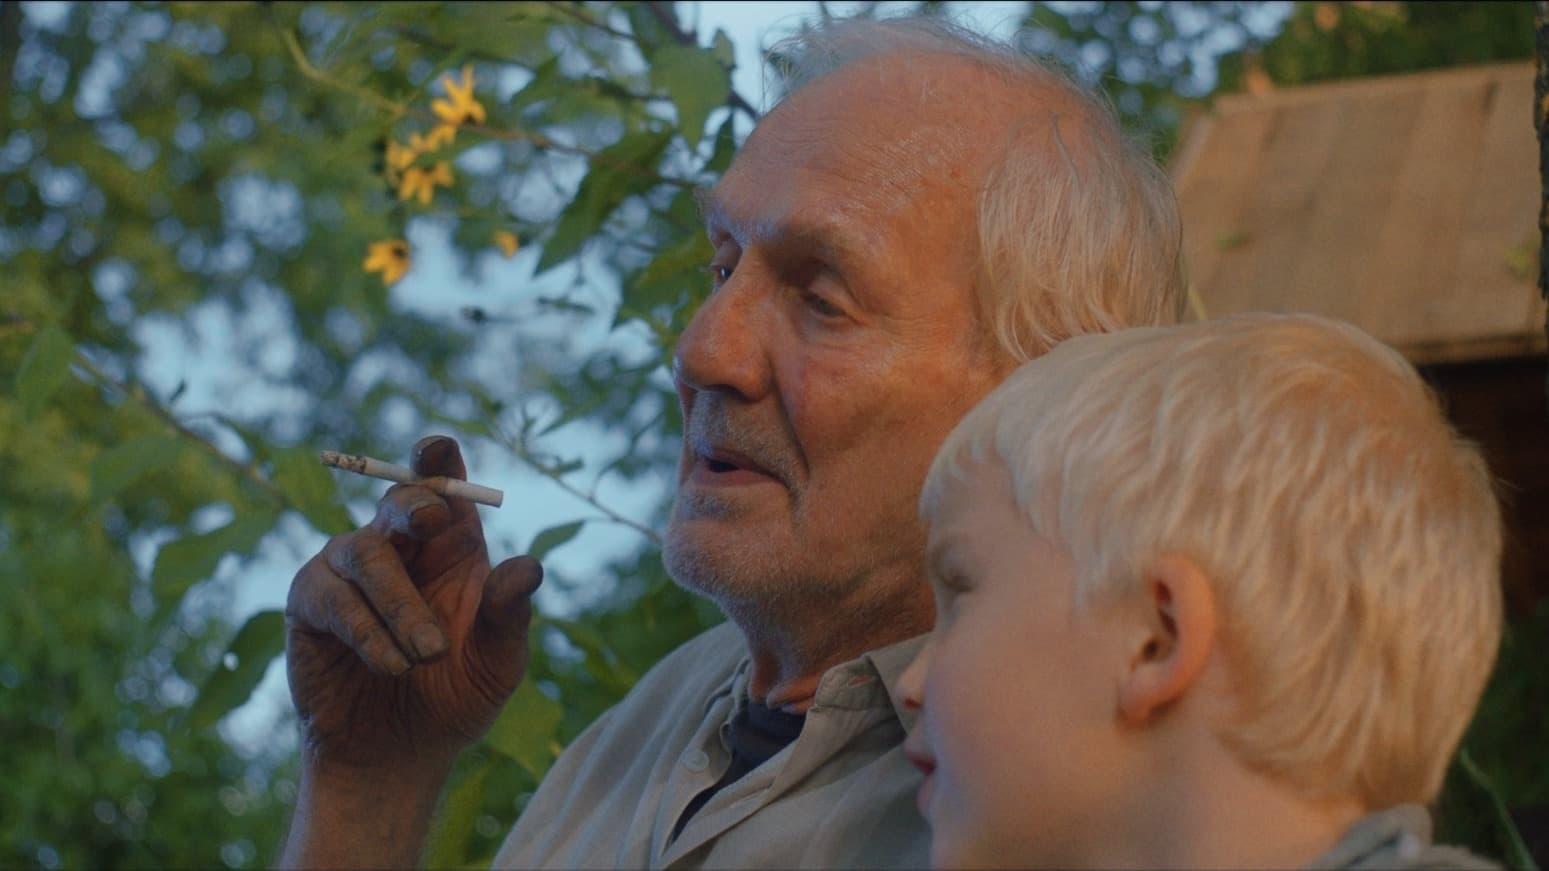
1117 553 1217 725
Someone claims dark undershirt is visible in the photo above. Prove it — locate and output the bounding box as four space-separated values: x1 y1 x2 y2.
670 701 806 841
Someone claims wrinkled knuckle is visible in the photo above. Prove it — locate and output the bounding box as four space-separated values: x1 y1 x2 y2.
380 597 418 628
353 527 388 557
313 576 343 615
346 616 387 652
341 529 389 574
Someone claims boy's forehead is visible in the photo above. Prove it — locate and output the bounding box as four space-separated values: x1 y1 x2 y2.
925 455 1022 547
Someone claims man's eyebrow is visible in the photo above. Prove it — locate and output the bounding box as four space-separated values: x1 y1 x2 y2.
694 188 867 275
693 186 723 228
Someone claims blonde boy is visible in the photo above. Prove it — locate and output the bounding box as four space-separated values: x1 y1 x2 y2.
899 313 1503 869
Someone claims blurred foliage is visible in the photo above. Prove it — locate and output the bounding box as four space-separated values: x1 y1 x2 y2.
0 1 1542 868
1218 1 1534 93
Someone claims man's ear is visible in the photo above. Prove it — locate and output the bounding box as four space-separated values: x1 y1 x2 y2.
1117 553 1217 725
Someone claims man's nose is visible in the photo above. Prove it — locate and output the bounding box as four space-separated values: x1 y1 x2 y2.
672 274 770 402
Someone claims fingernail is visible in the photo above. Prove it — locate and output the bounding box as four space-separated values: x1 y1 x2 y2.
384 648 412 676
414 435 453 463
411 624 448 661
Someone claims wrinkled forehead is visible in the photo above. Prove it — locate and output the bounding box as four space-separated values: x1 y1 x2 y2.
708 54 1020 232
706 52 1101 244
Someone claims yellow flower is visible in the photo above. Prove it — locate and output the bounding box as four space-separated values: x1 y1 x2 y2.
432 65 486 127
397 161 454 206
363 239 410 285
385 139 419 173
420 123 459 152
493 229 521 258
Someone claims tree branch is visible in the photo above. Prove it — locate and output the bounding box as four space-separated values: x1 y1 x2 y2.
69 351 290 508
495 429 661 547
546 2 635 41
281 27 407 117
4 313 285 506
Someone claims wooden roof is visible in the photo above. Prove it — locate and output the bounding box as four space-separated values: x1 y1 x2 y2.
1170 62 1547 365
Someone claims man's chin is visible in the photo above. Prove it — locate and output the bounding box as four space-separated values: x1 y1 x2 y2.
662 518 792 601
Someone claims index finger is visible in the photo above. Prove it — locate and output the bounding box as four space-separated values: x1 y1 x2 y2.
370 482 451 541
412 435 480 527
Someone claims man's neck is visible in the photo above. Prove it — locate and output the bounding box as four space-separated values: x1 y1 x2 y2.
728 576 935 715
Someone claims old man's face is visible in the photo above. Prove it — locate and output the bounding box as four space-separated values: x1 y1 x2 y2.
663 55 1012 632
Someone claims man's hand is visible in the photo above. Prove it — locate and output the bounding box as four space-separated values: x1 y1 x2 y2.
286 435 542 769
280 435 541 868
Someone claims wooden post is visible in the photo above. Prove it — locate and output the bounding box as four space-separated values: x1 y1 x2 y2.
1538 2 1549 406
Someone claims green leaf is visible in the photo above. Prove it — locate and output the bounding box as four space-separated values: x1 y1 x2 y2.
187 610 286 731
711 28 736 70
706 113 738 175
89 435 185 502
625 4 675 60
1458 749 1539 870
528 520 584 561
151 510 280 605
508 56 564 112
537 616 639 691
537 130 674 273
650 43 730 150
423 762 490 869
485 680 564 778
272 447 355 535
619 231 714 327
14 325 76 419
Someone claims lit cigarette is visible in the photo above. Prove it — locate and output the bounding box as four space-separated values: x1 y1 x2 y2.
319 450 504 508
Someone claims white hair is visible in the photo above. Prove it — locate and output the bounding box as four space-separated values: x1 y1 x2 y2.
768 16 1187 358
921 313 1504 808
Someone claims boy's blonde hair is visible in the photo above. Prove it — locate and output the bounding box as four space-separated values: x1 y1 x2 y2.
921 313 1503 808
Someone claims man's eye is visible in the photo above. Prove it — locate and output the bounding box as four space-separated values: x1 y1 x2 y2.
801 290 843 319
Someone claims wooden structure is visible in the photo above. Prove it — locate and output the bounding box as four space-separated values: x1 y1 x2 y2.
1171 62 1548 613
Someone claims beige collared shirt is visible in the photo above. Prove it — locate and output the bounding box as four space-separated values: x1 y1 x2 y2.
492 621 930 869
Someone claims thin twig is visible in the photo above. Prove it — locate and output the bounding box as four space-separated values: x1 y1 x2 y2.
496 429 661 547
388 25 537 71
5 314 282 505
69 351 290 508
545 1 635 41
281 28 406 117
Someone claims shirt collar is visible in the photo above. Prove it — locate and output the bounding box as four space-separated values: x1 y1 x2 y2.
722 630 928 726
862 631 928 728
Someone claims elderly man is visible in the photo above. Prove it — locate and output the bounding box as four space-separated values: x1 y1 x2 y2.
279 17 1183 869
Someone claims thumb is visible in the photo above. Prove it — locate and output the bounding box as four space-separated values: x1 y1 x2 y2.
472 555 544 683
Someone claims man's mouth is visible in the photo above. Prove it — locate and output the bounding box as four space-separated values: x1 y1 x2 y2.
689 444 783 488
